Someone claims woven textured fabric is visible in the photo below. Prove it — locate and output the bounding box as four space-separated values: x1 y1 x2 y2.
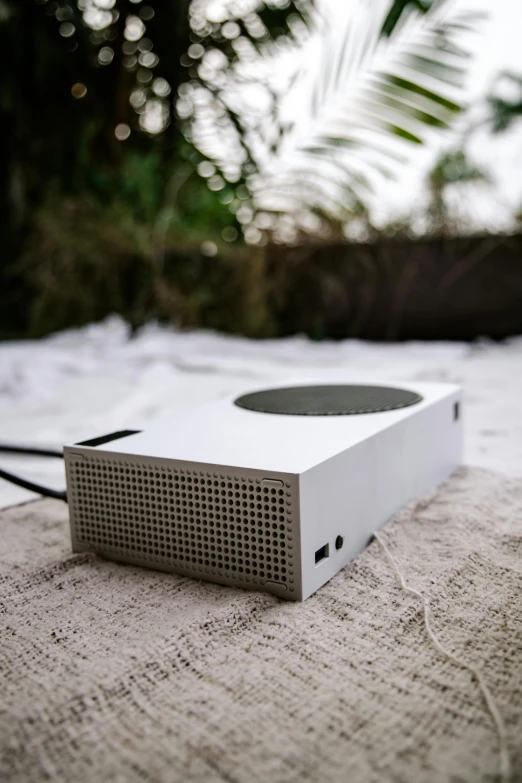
1 467 521 783
234 385 423 415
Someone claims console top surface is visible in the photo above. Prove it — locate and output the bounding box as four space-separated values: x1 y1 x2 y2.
66 381 459 475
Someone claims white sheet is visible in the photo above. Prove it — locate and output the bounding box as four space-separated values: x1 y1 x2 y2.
1 316 521 506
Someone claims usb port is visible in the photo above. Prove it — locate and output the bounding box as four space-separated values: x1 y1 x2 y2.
315 543 329 565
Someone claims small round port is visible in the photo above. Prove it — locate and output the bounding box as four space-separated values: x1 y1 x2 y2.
335 535 344 550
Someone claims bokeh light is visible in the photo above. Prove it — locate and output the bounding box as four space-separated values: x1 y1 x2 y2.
201 240 218 256
136 68 152 84
188 44 205 60
71 82 87 99
137 38 153 52
222 226 238 242
139 99 169 134
98 46 114 65
59 22 75 38
208 174 225 191
152 78 171 98
125 16 146 42
197 161 216 178
114 123 131 141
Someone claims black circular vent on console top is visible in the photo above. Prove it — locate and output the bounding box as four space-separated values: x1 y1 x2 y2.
234 384 423 416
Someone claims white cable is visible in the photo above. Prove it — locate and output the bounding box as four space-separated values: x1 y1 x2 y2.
373 530 510 783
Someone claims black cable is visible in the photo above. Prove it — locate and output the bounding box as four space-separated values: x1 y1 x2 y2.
0 468 67 502
0 443 67 502
0 444 63 458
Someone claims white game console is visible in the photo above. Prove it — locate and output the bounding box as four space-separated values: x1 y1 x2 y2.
64 382 462 600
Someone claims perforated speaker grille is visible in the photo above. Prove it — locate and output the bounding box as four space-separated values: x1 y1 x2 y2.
67 455 296 595
234 384 423 416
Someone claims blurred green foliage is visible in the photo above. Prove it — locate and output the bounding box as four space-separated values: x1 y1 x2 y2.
488 72 522 133
12 193 274 338
381 0 432 36
0 0 497 339
0 0 320 336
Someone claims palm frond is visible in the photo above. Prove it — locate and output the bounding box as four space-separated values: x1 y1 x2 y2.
250 0 484 228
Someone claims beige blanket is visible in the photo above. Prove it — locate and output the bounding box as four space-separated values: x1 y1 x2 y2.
1 467 521 782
